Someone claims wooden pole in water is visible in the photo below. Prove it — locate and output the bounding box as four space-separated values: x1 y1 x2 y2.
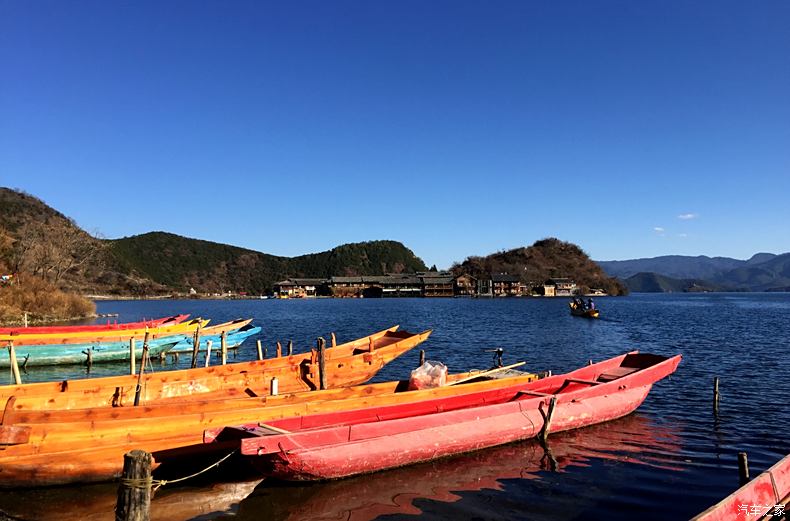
220 331 227 365
7 341 22 385
713 376 720 415
540 396 557 441
317 337 327 390
287 340 293 356
256 340 263 360
738 452 750 486
190 326 201 369
419 349 425 367
204 340 213 368
116 449 152 521
276 342 282 358
330 332 336 348
133 331 150 406
129 338 136 375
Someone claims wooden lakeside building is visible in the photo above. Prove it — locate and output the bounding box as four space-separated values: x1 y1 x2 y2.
273 272 592 298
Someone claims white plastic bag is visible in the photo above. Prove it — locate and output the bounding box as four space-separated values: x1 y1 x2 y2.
408 361 448 390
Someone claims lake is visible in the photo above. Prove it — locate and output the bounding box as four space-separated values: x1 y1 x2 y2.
1 293 788 520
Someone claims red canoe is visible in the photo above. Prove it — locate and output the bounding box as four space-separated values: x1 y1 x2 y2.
692 453 790 520
210 351 681 481
0 314 189 335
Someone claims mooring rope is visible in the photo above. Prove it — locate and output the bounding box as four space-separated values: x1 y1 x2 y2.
120 449 238 492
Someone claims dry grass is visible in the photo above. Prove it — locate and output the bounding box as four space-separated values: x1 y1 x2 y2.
0 274 95 325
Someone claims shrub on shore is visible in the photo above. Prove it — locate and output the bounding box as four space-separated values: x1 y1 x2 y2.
0 275 95 325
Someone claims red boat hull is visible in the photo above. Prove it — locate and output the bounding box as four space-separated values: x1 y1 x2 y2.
692 453 790 520
233 352 681 481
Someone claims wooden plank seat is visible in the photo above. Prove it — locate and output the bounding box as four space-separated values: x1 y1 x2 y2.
596 367 641 383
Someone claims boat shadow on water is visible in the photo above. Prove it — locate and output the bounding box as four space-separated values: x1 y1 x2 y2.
0 413 682 521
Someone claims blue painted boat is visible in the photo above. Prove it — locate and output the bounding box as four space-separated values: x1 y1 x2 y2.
1 335 185 368
170 325 262 353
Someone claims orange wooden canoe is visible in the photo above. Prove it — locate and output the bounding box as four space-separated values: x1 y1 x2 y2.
0 326 423 410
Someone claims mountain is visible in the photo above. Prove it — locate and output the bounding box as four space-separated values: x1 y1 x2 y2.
452 238 628 295
597 255 745 280
0 188 427 295
623 272 725 293
600 252 790 292
111 232 427 294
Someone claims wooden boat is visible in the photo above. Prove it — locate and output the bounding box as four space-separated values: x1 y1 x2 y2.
216 352 680 481
0 318 206 347
235 414 681 521
0 363 541 487
170 322 261 354
0 326 423 409
569 302 599 318
0 314 189 335
0 335 185 368
691 453 790 521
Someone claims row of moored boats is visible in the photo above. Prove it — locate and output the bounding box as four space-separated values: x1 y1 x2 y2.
0 314 686 491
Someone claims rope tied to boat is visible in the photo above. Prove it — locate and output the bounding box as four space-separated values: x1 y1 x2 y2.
120 449 237 492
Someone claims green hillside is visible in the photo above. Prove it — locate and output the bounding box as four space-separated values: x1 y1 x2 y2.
110 233 427 294
624 272 724 293
452 238 628 295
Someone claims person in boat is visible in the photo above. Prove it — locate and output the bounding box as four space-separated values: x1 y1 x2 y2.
587 298 595 310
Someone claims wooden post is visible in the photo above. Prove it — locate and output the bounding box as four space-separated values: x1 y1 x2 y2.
221 331 227 365
270 377 279 396
317 337 327 390
7 341 22 385
204 340 213 368
713 376 720 415
419 349 425 367
276 341 282 358
190 327 201 369
129 338 136 375
738 452 750 486
368 336 374 353
588 359 593 366
540 396 557 441
330 332 336 348
133 331 150 406
115 449 152 521
23 312 28 328
287 340 293 356
256 340 263 361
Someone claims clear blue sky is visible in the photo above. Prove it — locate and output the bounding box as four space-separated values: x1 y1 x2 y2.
2 1 788 268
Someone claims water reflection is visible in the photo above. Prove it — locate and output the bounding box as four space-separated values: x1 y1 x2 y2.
0 479 262 521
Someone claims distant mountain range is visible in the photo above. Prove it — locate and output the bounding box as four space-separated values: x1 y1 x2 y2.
598 254 790 292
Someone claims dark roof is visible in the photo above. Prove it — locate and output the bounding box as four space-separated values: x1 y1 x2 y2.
420 275 454 284
330 276 363 283
291 278 327 286
491 273 520 283
274 280 296 286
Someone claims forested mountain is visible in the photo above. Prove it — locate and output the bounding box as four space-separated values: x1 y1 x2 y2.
452 238 629 296
0 188 427 295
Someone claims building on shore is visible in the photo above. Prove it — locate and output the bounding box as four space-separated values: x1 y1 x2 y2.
543 278 578 297
491 273 522 297
274 271 535 298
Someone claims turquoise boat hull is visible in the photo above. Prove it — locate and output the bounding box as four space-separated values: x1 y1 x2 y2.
0 335 185 368
170 326 262 353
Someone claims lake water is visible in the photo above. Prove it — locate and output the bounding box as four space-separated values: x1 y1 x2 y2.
1 293 788 520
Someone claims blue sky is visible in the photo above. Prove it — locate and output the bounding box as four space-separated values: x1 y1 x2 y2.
2 1 788 268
